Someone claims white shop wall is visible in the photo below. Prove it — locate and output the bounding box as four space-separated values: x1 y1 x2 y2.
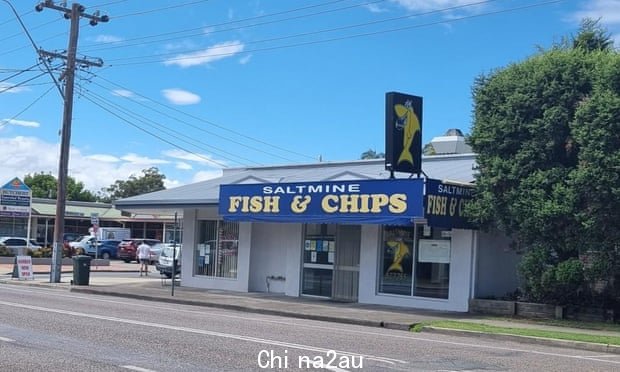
248 222 302 296
181 207 252 292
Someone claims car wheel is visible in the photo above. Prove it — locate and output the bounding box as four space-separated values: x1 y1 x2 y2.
101 252 110 260
123 259 130 263
164 273 172 279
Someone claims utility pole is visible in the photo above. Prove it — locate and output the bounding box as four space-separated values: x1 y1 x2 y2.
35 1 109 283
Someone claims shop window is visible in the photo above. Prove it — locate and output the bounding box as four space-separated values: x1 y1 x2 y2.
378 225 451 299
194 220 239 279
379 226 414 296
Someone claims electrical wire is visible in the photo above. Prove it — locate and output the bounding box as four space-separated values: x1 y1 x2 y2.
0 0 64 98
92 73 317 161
0 85 55 129
79 0 369 52
107 0 563 66
113 0 213 19
0 63 41 83
0 71 47 93
80 85 265 167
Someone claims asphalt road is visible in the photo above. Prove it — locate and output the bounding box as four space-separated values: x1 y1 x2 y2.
0 285 618 371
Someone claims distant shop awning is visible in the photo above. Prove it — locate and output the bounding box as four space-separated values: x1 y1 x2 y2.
219 179 424 226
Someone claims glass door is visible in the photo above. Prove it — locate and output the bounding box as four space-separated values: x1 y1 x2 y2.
301 224 336 297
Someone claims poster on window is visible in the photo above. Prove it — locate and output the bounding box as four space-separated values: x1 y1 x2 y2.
379 235 413 295
418 239 451 263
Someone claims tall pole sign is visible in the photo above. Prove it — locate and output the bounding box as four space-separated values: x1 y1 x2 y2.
385 92 423 177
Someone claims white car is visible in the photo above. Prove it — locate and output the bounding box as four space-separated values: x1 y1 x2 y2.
0 236 42 253
69 235 97 253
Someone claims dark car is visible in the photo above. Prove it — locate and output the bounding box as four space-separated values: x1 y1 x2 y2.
118 238 160 263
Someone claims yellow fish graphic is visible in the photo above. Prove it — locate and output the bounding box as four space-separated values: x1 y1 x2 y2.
394 100 420 166
386 240 410 273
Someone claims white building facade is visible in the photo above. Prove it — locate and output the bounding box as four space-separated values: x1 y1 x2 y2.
116 156 520 312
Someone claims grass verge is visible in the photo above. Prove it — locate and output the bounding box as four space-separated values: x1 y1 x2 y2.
412 320 620 346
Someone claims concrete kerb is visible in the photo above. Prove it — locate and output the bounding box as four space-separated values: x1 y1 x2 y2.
422 326 620 355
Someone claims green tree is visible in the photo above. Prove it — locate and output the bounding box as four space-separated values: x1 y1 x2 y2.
24 172 97 202
106 167 166 201
467 20 619 305
360 149 384 159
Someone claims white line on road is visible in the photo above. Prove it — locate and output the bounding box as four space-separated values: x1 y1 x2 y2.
121 366 158 372
0 300 404 366
2 286 619 365
0 336 15 342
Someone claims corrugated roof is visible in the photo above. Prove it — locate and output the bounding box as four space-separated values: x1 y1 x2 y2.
115 155 477 212
31 199 124 219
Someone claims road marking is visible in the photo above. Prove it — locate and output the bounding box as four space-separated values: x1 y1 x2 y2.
0 300 404 366
2 286 619 365
121 366 157 372
0 336 15 342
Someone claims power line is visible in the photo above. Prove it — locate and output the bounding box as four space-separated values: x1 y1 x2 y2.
0 63 41 83
0 85 55 129
0 0 64 98
86 78 308 163
113 0 213 19
0 71 47 93
92 73 318 161
79 0 366 52
81 86 263 166
81 89 234 168
107 0 563 66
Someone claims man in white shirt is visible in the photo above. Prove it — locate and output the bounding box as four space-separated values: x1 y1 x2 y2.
137 240 152 276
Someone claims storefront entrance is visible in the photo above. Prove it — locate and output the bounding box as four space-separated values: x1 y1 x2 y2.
301 224 360 301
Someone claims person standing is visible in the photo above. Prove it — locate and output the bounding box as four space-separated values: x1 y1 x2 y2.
137 240 152 276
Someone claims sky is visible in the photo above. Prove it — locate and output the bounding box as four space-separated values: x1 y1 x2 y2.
1 0 619 194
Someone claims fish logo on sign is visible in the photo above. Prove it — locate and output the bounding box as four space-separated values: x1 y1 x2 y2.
385 92 422 174
394 100 420 167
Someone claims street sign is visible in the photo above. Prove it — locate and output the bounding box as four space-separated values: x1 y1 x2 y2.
0 177 31 217
91 213 99 225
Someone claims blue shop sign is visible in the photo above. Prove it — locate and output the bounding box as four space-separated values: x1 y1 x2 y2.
219 179 424 225
425 179 476 229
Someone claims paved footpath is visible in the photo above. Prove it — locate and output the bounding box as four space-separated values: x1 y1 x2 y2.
1 261 618 355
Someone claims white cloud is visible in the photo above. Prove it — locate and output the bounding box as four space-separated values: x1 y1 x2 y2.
86 154 119 163
161 88 201 105
390 0 489 12
239 54 252 65
365 4 388 13
163 41 245 68
163 149 226 167
111 89 135 98
0 119 40 128
121 153 169 165
0 82 29 94
176 161 192 170
571 0 620 24
94 35 124 43
0 136 193 194
192 169 223 183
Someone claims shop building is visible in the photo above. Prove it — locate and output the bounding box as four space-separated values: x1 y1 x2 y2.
115 154 520 312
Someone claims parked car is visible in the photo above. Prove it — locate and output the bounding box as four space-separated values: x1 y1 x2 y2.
117 239 160 263
85 239 120 259
69 235 97 255
157 243 181 278
0 236 42 254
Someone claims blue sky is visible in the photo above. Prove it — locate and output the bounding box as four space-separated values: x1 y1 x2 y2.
1 0 618 193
